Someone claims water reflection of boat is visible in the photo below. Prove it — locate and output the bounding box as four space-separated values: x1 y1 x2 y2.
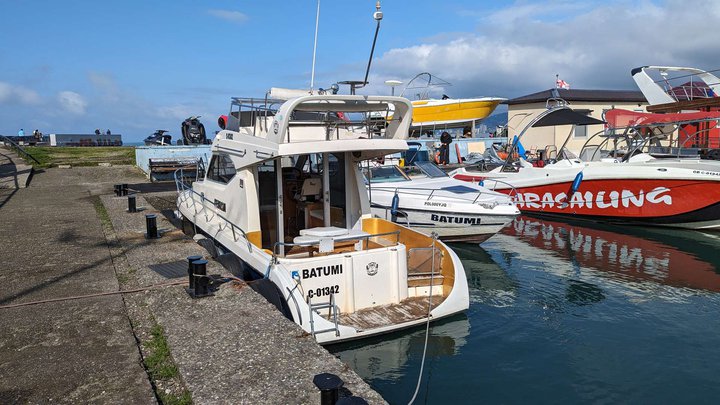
502 216 720 292
330 315 469 381
447 243 519 306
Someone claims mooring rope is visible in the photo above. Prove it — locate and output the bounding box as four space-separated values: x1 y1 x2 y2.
408 233 438 405
0 280 187 310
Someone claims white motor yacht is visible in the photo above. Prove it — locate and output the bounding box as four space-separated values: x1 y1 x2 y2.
366 161 519 242
176 94 470 344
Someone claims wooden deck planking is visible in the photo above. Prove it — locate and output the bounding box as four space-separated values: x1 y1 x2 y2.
334 295 446 331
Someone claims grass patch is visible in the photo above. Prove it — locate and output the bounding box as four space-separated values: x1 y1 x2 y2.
143 323 193 404
91 196 112 229
22 146 135 168
159 390 192 405
144 324 179 380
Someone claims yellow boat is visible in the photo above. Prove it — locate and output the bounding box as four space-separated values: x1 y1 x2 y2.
411 97 505 126
396 73 505 127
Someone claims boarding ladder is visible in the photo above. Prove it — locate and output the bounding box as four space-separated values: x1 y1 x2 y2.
307 294 340 337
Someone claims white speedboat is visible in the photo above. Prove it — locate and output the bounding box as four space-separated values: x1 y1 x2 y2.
366 161 519 242
176 94 470 344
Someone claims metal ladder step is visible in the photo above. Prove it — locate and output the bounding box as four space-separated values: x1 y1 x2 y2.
308 293 340 338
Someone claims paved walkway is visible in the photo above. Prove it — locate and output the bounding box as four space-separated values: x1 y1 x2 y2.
0 146 33 190
0 166 155 403
0 163 386 404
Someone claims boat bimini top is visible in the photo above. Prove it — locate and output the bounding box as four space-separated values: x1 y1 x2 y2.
215 94 413 168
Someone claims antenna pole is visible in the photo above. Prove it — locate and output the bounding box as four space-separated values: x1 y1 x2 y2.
356 1 383 91
310 0 321 92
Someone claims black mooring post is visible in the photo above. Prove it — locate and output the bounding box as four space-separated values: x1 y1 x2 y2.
145 214 158 239
313 373 344 405
127 194 137 213
192 259 209 297
186 255 203 291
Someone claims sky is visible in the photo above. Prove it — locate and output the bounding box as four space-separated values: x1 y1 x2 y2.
1 0 718 142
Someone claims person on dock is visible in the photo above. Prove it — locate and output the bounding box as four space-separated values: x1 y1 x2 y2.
18 128 24 137
439 131 452 165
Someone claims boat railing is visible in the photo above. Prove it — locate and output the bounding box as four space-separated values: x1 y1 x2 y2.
472 179 518 198
650 69 720 102
283 117 393 144
370 185 514 205
271 230 401 259
174 169 254 252
585 117 720 161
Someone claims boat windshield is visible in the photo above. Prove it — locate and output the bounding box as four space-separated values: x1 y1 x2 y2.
365 165 410 183
414 161 448 178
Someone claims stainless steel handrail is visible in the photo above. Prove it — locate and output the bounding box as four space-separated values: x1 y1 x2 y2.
370 185 513 204
174 169 253 252
271 230 401 258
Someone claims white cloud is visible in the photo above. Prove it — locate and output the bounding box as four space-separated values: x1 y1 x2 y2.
57 91 87 115
207 9 248 24
0 81 41 105
371 0 720 98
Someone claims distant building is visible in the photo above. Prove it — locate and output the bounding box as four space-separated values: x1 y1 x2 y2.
49 133 123 147
506 88 648 155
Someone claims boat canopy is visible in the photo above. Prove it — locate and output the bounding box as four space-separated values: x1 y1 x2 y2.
269 94 412 145
532 107 605 128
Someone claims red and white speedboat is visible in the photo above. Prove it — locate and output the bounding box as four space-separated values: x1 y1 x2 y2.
450 105 720 230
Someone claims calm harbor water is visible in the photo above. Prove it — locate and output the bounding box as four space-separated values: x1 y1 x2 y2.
330 215 720 404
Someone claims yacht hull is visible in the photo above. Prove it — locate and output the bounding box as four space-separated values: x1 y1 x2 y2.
411 98 503 126
452 160 720 230
177 190 470 344
371 204 516 242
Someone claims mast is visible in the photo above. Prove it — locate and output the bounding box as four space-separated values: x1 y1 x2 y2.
310 0 321 92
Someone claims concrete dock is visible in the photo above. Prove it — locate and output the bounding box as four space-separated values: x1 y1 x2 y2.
0 147 385 404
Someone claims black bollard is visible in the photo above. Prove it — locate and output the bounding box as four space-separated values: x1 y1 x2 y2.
114 184 122 197
192 259 209 297
121 184 129 196
336 397 369 405
186 255 203 291
145 214 158 239
313 373 344 405
128 194 137 213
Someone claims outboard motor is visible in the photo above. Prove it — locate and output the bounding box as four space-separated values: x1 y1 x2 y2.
181 116 207 145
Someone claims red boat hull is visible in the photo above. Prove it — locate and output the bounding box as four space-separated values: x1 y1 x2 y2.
455 175 720 228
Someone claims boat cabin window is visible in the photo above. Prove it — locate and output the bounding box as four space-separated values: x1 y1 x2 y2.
257 160 279 249
206 154 237 184
413 161 447 178
364 165 410 183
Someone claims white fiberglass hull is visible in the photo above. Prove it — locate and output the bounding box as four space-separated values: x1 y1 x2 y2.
370 205 516 242
177 188 470 344
451 156 720 230
368 175 520 242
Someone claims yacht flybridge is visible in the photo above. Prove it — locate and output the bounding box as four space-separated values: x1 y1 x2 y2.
176 94 470 344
